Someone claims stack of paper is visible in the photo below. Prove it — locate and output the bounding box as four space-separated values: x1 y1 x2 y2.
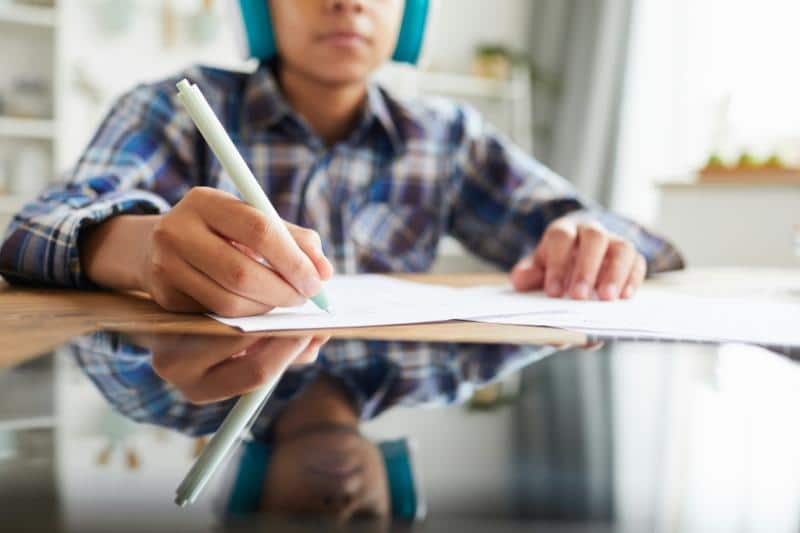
466 287 800 348
210 275 800 348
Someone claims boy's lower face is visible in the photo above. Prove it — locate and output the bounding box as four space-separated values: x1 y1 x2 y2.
270 0 404 85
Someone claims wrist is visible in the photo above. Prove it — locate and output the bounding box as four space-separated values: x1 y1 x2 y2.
80 215 161 291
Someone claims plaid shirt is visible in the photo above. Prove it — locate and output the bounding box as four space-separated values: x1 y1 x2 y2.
69 332 557 438
0 63 682 286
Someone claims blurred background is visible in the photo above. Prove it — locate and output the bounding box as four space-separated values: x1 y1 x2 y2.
0 0 798 268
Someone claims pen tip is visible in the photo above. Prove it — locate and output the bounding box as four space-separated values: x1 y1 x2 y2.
310 292 331 314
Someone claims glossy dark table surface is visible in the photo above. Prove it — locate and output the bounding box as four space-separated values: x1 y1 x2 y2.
1 329 799 532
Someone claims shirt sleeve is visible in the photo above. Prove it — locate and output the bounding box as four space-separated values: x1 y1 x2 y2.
0 81 198 288
70 331 234 437
447 104 684 274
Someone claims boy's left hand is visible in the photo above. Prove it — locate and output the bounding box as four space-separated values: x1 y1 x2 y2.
510 217 646 300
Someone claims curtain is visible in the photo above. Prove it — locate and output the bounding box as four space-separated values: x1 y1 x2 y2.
527 0 636 204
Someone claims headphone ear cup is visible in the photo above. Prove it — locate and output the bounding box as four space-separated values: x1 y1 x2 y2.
236 0 279 60
392 0 431 65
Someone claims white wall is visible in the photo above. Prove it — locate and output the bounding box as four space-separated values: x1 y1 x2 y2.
424 0 532 73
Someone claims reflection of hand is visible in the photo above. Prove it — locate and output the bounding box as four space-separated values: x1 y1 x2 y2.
149 334 329 404
554 340 606 352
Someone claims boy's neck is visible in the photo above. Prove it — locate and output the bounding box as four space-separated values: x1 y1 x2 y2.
273 374 359 440
278 66 368 147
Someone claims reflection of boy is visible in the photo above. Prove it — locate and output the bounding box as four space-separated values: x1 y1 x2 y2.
69 332 555 521
0 1 683 318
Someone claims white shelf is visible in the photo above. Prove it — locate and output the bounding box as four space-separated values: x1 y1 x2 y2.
0 116 55 139
0 416 56 432
0 3 56 27
417 70 526 100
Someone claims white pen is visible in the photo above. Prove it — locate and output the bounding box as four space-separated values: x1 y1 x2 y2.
173 356 288 507
175 78 330 313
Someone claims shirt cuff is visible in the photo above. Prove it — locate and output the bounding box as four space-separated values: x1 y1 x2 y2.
67 191 170 288
1 190 169 289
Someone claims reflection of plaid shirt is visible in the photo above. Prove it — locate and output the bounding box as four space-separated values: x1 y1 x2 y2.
69 332 556 439
0 62 682 286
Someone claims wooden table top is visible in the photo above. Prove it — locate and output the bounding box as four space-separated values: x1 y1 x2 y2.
2 268 798 368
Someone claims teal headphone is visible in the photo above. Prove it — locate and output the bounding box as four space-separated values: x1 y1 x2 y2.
234 0 431 64
227 439 424 520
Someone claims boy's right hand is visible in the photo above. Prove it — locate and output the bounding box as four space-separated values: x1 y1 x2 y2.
82 187 334 317
143 187 334 316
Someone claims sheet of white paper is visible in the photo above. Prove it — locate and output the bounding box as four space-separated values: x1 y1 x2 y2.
469 287 800 347
210 276 800 347
210 275 529 332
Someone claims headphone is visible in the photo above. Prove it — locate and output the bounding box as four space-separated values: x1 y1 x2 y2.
232 0 431 64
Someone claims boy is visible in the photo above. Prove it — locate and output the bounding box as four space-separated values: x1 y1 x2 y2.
0 0 683 317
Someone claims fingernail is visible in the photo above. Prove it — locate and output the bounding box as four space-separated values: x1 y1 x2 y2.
572 282 591 299
301 277 322 298
602 283 619 299
623 285 635 298
547 279 562 295
516 257 534 271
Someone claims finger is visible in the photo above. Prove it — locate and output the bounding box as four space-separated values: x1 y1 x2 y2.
595 240 637 300
291 335 329 366
233 226 335 282
151 334 262 384
191 189 323 299
540 221 578 297
188 336 313 403
552 343 575 350
173 230 306 309
163 254 275 317
285 223 335 281
510 254 544 292
581 341 606 351
567 224 609 300
149 283 206 313
622 254 647 299
148 249 220 313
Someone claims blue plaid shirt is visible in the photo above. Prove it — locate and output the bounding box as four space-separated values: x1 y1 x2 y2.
70 332 556 438
0 63 682 286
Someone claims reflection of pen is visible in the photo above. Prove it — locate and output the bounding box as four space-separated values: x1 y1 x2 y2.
174 362 285 507
176 79 330 313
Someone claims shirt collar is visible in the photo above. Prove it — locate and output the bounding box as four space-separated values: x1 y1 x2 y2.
242 62 405 154
241 63 293 131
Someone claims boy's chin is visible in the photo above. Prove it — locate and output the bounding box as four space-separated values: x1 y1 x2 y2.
307 63 378 87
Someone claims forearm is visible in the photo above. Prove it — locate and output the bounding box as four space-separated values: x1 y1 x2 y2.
80 215 160 291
